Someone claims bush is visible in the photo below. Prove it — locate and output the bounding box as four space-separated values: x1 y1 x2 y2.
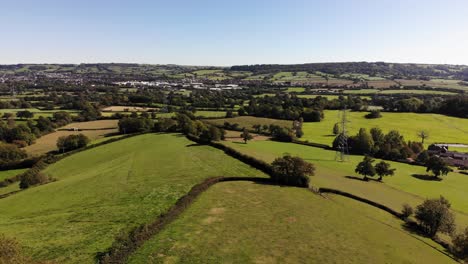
19 171 50 189
0 234 27 263
118 117 153 134
271 155 315 187
0 144 27 164
401 204 414 220
415 196 455 237
365 110 382 119
452 227 468 261
56 134 90 153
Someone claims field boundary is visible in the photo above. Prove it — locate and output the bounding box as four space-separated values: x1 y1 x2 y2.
318 187 403 218
96 176 271 263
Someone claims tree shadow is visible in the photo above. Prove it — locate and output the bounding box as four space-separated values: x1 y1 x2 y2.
231 141 246 145
411 174 442 181
324 134 336 137
344 175 383 182
345 175 368 182
186 143 203 147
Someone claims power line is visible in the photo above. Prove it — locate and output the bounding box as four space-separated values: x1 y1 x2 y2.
335 106 350 162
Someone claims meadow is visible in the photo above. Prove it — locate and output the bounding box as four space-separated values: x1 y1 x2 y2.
128 181 454 264
209 111 468 147
0 134 266 263
301 110 468 146
221 140 468 230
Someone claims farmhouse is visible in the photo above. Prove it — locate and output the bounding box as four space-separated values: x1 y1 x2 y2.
428 144 468 168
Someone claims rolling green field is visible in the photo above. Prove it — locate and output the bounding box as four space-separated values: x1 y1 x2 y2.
221 140 468 229
129 181 454 264
302 110 468 146
208 111 468 146
206 116 291 130
0 108 79 120
0 134 266 263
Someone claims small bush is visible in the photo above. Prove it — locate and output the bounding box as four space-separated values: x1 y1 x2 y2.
401 204 414 220
452 227 468 261
0 234 28 263
365 110 382 119
19 171 50 189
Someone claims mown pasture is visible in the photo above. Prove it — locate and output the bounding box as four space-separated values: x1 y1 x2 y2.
0 134 266 263
129 181 455 264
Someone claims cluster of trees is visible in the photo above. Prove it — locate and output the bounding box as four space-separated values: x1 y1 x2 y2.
271 155 315 187
0 144 27 164
334 128 424 161
239 95 369 121
401 196 468 261
117 111 226 144
56 134 90 153
373 96 468 118
0 111 73 149
355 156 395 181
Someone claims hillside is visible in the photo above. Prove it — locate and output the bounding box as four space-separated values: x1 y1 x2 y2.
129 181 455 263
0 134 266 263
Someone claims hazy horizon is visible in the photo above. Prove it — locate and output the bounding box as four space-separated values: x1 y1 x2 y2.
2 0 468 66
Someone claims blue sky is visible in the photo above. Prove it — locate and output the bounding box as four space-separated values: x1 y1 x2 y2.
1 0 467 65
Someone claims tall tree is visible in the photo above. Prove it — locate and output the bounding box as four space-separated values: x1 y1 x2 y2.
374 161 395 181
425 156 451 179
240 128 253 144
355 156 376 181
417 130 429 144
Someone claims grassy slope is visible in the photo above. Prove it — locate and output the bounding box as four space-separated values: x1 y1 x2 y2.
129 181 455 264
0 134 266 263
221 140 468 228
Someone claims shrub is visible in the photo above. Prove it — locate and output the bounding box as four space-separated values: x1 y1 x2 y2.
0 234 26 263
118 117 153 134
452 227 468 261
0 144 28 164
271 155 315 187
401 204 414 220
365 110 382 119
19 171 50 189
415 196 455 237
56 134 90 153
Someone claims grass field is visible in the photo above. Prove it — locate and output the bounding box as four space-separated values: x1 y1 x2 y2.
129 181 454 264
0 134 266 263
0 108 80 120
101 106 158 112
220 140 468 230
0 168 28 182
206 116 291 130
301 110 468 146
208 112 468 147
61 120 119 129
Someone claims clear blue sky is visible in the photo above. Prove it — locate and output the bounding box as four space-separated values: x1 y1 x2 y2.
1 0 467 65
